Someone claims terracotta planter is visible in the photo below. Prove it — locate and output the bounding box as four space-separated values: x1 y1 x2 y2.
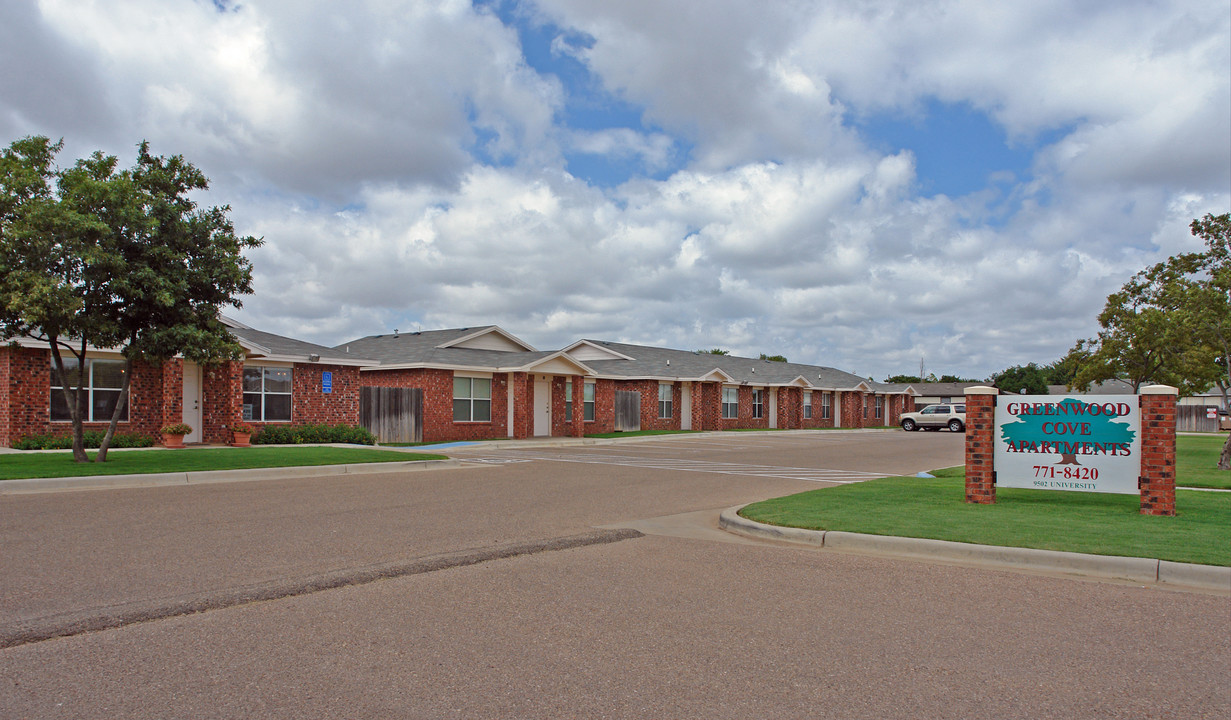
162 433 186 449
231 432 252 447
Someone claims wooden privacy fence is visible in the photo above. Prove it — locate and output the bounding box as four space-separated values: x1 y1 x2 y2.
1176 405 1223 433
614 390 641 432
360 387 423 444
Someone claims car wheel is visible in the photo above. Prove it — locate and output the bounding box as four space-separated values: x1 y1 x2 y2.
949 419 964 432
901 419 917 432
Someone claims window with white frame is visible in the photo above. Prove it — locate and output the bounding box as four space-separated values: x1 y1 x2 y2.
50 357 129 422
243 366 292 422
722 386 738 419
658 383 673 419
452 376 492 422
752 388 764 418
803 390 812 419
565 379 573 422
875 395 884 419
821 392 832 419
583 382 595 421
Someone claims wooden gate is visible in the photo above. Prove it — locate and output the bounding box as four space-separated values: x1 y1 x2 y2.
614 390 641 432
360 387 423 443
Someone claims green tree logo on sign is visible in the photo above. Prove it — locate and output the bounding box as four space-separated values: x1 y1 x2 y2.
1000 398 1136 466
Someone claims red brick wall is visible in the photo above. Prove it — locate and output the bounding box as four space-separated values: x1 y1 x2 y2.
840 391 866 428
800 390 836 429
362 368 512 442
202 360 243 444
289 364 360 426
693 382 721 431
0 347 170 445
161 358 184 429
550 375 589 437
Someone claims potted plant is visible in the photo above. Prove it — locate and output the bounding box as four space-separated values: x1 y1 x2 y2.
160 423 193 449
229 422 256 447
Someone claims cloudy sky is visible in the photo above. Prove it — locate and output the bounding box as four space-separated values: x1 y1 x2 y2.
2 0 1228 380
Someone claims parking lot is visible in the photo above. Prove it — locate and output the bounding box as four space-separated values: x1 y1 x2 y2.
2 430 1227 718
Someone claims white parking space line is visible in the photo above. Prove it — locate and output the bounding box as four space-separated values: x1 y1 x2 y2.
458 450 893 484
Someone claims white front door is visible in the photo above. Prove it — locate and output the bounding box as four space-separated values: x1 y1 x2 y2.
182 360 203 443
833 391 842 428
534 378 552 436
769 388 778 429
681 382 692 430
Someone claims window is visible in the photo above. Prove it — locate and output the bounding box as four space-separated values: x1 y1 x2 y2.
821 392 832 419
452 376 491 422
50 358 128 422
875 395 884 419
658 383 673 419
752 389 764 419
565 380 573 422
722 386 738 419
803 391 812 419
243 366 292 422
863 397 869 419
583 382 595 421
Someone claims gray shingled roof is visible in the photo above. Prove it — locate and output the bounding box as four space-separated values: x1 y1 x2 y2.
334 328 562 370
227 324 376 366
574 340 878 390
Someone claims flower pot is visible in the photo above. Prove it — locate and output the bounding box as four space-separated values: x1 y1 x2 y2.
231 431 251 447
162 433 186 449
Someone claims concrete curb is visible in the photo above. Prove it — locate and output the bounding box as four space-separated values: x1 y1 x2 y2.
0 459 461 494
719 505 1231 594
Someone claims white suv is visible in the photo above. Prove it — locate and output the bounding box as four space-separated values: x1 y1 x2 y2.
900 403 966 432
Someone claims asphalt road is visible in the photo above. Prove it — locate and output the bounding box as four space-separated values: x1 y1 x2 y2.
2 430 1227 718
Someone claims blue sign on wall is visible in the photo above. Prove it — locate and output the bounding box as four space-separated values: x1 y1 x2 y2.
322 371 333 394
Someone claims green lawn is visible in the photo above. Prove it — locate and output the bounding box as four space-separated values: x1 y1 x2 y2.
0 446 447 481
1178 434 1231 489
741 463 1230 566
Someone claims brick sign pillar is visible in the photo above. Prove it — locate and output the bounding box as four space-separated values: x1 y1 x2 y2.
964 386 1000 504
1139 385 1178 516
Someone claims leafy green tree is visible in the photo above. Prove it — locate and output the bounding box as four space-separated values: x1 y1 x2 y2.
0 136 261 462
1066 212 1229 469
937 374 976 383
758 353 788 362
884 374 921 383
1000 398 1136 465
991 363 1049 395
697 348 729 355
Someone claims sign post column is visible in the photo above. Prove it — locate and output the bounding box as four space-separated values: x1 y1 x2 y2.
1139 385 1178 516
964 386 999 504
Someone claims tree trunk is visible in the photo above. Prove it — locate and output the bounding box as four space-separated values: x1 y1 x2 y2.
49 340 90 463
1057 453 1081 465
96 355 133 463
1219 433 1230 471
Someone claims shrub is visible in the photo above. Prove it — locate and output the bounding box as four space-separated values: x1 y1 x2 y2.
252 423 376 446
160 423 193 435
14 431 157 450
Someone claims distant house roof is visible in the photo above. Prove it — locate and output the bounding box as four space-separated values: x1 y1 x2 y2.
221 317 376 366
563 339 883 391
909 382 987 398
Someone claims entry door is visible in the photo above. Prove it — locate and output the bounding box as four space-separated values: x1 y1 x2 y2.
769 388 778 429
533 378 552 436
182 360 203 443
681 383 692 430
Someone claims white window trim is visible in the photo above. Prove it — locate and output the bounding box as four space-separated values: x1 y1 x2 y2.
722 386 739 420
50 357 129 423
243 365 293 422
658 383 673 419
453 375 492 423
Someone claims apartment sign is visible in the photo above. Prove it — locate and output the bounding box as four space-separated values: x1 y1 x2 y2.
994 395 1140 495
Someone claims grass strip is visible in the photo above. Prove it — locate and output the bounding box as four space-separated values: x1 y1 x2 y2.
0 446 447 481
740 476 1230 566
1177 434 1231 489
